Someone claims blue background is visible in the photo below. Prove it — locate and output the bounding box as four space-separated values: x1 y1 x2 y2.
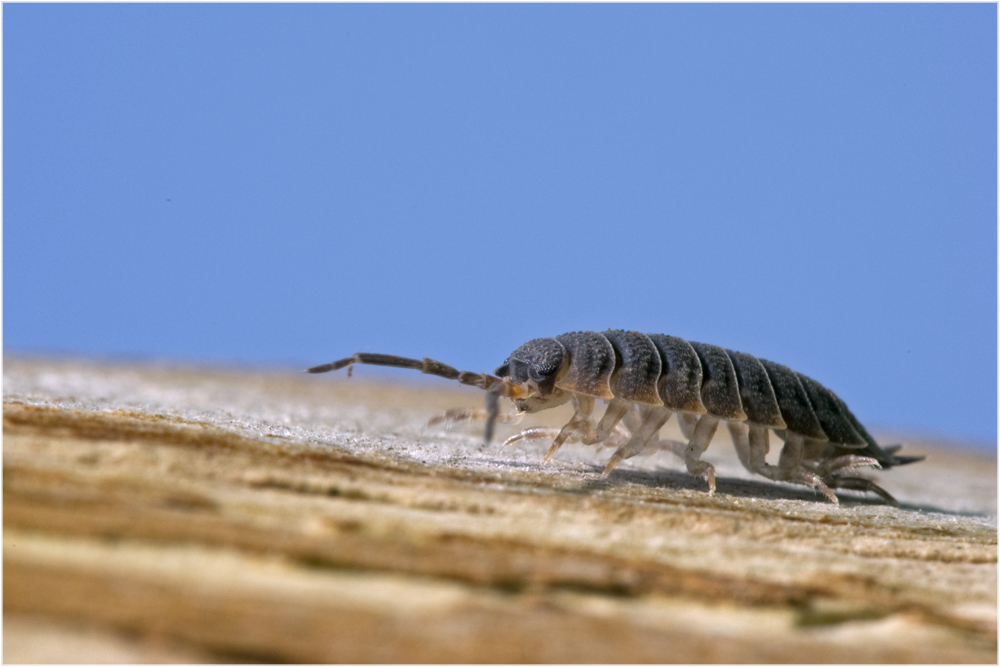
5 4 997 448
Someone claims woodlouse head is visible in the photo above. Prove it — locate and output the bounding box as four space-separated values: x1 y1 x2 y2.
493 337 572 415
495 337 566 396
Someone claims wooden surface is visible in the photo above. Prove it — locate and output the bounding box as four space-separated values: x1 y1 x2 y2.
3 355 996 663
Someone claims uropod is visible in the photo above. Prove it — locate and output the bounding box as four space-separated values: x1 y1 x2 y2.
308 330 922 504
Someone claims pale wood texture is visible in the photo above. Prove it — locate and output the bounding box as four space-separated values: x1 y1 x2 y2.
3 356 996 663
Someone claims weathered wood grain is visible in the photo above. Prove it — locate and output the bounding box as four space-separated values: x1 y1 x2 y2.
3 356 996 663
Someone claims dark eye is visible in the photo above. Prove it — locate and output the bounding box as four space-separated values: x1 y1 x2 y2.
529 365 552 382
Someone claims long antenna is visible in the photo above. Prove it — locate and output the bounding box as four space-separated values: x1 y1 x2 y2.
307 352 512 442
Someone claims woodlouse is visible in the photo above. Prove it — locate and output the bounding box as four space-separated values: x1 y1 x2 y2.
308 330 922 503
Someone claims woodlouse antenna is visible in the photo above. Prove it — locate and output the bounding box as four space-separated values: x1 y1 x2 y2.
306 353 521 443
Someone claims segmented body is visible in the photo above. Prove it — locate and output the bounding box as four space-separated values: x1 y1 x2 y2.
308 330 922 503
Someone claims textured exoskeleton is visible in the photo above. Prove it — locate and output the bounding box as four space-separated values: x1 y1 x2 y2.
308 330 922 503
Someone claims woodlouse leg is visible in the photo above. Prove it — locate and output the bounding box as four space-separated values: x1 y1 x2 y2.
427 408 521 429
504 422 632 452
777 435 838 503
505 396 631 458
586 398 632 446
684 415 719 495
597 421 636 451
730 425 837 502
677 412 698 440
602 406 674 475
728 423 787 483
829 477 897 504
621 406 643 434
503 428 564 448
748 425 775 477
726 422 756 473
801 438 829 462
543 394 595 461
815 454 881 477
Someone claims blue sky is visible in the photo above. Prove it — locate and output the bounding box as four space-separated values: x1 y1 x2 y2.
4 4 996 448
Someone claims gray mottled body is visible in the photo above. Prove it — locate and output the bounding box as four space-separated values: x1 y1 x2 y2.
309 330 922 503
